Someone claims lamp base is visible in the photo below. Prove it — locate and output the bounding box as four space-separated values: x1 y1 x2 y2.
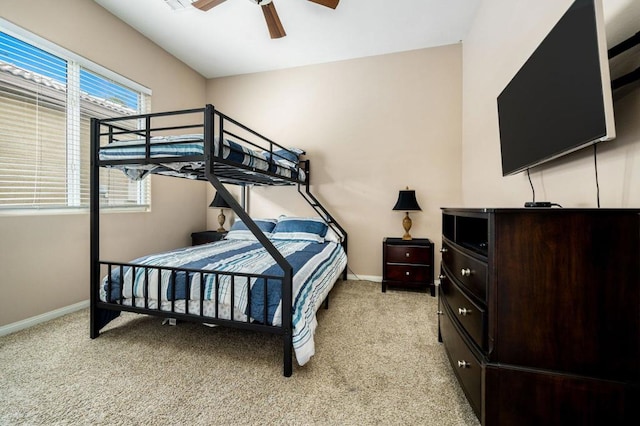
402 212 413 240
217 210 226 233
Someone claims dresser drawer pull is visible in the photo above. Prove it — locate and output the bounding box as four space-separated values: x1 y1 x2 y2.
458 307 472 316
440 247 448 253
405 271 410 276
460 268 471 276
405 252 410 257
457 360 470 368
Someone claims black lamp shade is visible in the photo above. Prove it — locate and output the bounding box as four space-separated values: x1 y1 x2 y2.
210 192 231 208
393 190 421 211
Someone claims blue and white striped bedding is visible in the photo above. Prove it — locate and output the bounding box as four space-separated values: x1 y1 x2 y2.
99 134 305 181
100 238 346 366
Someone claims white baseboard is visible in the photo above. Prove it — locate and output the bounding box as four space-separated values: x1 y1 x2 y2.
0 277 439 337
0 300 89 337
345 275 442 285
0 276 440 337
346 274 382 282
345 275 441 288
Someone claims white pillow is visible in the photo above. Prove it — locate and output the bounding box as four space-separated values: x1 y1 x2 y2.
324 226 343 243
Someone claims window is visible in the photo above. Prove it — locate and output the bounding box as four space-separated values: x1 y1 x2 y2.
0 22 151 212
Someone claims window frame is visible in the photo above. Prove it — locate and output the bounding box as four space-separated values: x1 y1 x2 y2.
0 18 152 216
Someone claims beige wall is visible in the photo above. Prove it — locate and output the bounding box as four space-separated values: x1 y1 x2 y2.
0 0 208 326
7 0 635 326
462 0 640 207
206 46 463 278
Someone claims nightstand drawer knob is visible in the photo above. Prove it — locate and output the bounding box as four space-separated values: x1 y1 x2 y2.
461 268 471 276
458 307 471 316
440 247 448 253
405 271 410 276
405 252 410 257
457 360 470 368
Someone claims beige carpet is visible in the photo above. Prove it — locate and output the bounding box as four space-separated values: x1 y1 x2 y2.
0 280 479 425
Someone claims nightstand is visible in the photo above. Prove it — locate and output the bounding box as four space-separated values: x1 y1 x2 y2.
382 237 434 296
191 230 226 246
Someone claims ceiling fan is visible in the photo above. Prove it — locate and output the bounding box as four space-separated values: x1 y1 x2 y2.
192 0 340 39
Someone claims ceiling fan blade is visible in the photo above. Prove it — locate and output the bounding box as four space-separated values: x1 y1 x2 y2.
308 0 339 9
192 0 227 11
262 3 286 39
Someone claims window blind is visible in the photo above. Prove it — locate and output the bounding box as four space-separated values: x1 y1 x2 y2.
79 67 150 209
0 35 68 208
0 28 150 212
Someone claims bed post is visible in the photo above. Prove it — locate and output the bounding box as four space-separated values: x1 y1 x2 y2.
282 267 293 377
90 117 100 339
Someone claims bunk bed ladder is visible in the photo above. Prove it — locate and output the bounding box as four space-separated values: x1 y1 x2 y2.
207 176 294 377
204 106 294 376
298 160 348 280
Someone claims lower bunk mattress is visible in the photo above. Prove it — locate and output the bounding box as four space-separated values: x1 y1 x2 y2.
99 238 346 366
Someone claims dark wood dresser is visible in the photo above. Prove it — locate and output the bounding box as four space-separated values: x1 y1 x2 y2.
382 237 434 295
438 208 639 425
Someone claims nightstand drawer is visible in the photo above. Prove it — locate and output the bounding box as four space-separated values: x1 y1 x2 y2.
386 245 431 265
382 237 434 294
385 264 430 283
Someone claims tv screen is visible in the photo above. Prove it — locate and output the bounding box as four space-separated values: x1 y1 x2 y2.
497 0 615 176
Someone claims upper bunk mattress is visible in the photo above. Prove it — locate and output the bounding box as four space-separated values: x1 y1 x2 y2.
98 134 305 182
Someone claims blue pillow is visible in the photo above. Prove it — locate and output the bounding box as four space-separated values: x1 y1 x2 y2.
271 217 328 243
225 218 277 240
224 139 249 164
264 147 305 165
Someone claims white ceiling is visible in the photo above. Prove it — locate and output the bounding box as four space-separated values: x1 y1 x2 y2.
604 0 640 81
94 0 482 78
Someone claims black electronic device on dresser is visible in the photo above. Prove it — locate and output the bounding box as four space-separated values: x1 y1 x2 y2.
382 237 434 296
190 230 226 246
438 208 639 425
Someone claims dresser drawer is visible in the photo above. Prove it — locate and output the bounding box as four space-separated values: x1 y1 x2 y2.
440 305 483 419
385 264 430 283
440 272 486 351
386 244 431 264
441 241 488 302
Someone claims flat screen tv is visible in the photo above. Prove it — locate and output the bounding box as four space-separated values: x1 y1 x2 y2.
497 0 615 176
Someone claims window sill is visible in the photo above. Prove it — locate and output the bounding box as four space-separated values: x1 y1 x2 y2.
0 206 150 217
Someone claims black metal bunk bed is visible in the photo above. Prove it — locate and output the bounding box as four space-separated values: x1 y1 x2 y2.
89 104 347 377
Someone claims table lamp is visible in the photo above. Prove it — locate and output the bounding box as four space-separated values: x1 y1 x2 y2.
210 192 231 232
392 187 422 240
